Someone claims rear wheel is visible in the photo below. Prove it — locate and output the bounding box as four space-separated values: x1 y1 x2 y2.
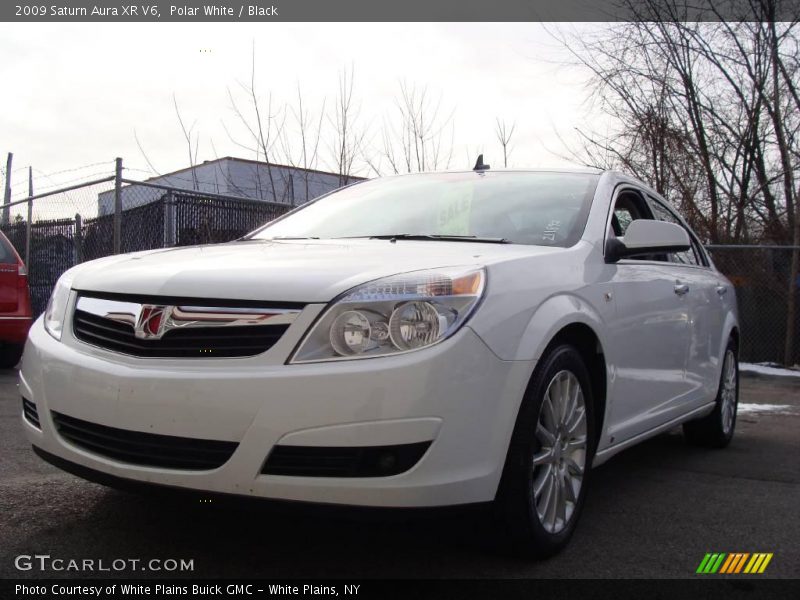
490 344 595 558
0 344 23 369
683 339 738 448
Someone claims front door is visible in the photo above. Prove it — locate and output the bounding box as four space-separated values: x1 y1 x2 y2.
604 189 695 443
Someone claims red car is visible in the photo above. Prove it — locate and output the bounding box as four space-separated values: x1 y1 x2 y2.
0 231 32 368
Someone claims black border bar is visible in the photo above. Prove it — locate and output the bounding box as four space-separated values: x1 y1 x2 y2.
3 0 798 23
3 578 800 600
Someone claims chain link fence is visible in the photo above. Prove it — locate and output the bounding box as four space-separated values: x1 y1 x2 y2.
1 166 799 366
1 169 293 315
707 246 800 366
1 176 117 314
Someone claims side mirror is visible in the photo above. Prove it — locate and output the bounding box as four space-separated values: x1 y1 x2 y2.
605 219 691 263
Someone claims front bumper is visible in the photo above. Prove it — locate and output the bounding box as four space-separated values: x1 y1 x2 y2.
20 316 532 507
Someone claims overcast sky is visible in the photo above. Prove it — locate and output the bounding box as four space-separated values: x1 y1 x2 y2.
0 22 606 199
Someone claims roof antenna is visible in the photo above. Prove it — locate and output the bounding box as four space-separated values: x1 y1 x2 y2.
473 154 490 172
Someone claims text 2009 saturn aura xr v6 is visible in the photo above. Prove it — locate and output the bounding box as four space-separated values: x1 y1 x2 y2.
20 168 739 557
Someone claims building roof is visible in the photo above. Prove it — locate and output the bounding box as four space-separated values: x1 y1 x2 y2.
138 156 366 184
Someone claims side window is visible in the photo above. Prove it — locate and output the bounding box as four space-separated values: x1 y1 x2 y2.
613 205 635 235
611 192 650 236
609 189 667 262
647 199 703 266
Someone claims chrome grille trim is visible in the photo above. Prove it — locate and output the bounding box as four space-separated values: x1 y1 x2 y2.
76 296 299 337
72 293 302 358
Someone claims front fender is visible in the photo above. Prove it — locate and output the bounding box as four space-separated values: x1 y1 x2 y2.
468 291 612 460
514 293 609 362
471 291 610 363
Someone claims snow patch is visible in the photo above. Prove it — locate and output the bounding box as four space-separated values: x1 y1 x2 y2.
738 403 796 415
739 363 800 378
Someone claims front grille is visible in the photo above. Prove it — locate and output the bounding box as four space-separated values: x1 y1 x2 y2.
73 308 290 358
262 442 432 477
22 398 40 428
51 411 238 470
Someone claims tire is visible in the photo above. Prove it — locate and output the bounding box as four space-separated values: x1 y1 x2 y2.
489 344 596 558
0 344 23 369
683 339 738 448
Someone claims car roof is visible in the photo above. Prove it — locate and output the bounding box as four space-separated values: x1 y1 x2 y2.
347 168 673 209
602 170 671 204
379 167 605 177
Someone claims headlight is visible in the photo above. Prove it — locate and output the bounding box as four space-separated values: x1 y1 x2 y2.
44 270 76 341
290 266 486 363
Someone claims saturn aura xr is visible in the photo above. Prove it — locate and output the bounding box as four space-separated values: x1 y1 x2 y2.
20 168 739 556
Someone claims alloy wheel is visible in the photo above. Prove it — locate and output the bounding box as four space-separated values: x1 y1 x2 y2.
720 349 737 435
532 369 588 534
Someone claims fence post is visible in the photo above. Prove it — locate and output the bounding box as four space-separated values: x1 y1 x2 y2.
164 190 176 247
25 166 32 268
2 152 12 226
113 157 122 254
74 213 83 264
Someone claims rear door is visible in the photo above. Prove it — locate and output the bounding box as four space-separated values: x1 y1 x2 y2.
604 188 695 443
0 235 19 312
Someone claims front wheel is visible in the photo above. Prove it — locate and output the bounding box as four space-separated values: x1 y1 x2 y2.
490 344 595 558
683 340 738 448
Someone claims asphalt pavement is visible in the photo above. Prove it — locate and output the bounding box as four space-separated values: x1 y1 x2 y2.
1 368 798 579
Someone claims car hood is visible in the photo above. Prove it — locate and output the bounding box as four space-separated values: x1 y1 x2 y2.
71 239 562 303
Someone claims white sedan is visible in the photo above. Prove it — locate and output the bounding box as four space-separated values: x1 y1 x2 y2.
20 169 739 556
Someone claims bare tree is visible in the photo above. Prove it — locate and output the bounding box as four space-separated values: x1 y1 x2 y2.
327 65 365 186
133 98 205 191
551 1 800 363
173 95 201 191
495 118 516 168
223 43 288 202
279 84 326 205
373 81 454 175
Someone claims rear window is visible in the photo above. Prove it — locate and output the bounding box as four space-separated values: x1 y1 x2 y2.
0 235 17 264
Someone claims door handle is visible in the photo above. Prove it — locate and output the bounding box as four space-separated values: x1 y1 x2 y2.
674 283 690 296
716 285 728 296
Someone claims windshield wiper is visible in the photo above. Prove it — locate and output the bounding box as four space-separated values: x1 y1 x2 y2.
238 236 320 241
342 234 512 244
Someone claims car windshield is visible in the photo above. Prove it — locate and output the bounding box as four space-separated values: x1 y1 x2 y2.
249 171 600 247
